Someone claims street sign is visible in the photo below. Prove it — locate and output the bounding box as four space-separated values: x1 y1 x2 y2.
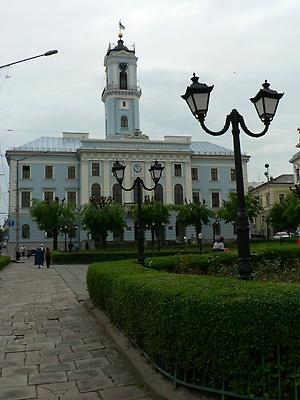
8 220 15 227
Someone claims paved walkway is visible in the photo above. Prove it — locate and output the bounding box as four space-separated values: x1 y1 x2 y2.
0 257 152 400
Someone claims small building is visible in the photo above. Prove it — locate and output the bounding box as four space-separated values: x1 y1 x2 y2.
249 174 294 238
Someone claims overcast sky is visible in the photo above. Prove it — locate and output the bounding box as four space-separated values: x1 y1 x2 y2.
0 0 299 217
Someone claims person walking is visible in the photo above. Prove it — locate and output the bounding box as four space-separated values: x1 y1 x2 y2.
34 247 44 269
45 247 52 268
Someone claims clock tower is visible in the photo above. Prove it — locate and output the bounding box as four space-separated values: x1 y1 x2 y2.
102 30 142 139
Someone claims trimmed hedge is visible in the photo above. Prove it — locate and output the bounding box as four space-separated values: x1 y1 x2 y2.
146 246 300 281
87 259 300 398
52 248 196 264
0 256 10 270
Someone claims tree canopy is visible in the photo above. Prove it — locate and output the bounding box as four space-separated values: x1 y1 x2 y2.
175 202 212 237
81 200 126 248
217 192 263 224
30 198 76 250
268 193 299 232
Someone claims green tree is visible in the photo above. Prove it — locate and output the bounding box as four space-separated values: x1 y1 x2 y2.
131 201 170 249
81 199 126 248
30 198 76 250
217 192 263 224
174 202 212 239
268 194 299 232
268 201 289 232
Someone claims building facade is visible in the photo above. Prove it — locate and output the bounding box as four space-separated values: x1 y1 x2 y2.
249 174 294 238
5 31 250 251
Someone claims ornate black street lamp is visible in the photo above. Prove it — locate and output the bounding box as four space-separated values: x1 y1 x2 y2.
182 74 283 280
112 160 164 265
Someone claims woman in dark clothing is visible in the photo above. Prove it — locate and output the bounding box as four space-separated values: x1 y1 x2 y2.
45 247 52 268
34 247 44 269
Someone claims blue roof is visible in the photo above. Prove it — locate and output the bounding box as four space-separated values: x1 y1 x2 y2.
10 136 238 157
9 137 82 152
190 141 235 156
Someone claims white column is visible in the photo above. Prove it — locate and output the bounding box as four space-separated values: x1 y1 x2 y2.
185 161 192 202
103 160 110 197
124 162 132 203
80 158 89 206
165 162 173 204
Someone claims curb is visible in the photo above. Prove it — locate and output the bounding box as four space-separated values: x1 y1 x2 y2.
84 299 209 400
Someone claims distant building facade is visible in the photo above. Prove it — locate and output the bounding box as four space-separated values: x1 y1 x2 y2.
249 174 294 238
5 31 250 251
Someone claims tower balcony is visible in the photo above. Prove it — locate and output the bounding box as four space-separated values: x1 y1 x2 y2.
101 85 142 102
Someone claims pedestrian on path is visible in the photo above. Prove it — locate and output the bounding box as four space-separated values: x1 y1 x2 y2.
45 247 52 268
34 247 44 268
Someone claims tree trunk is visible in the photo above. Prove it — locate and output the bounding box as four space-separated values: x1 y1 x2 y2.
101 233 107 249
53 227 58 250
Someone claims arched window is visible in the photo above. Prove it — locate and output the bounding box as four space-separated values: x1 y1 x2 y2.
22 224 30 239
120 71 127 89
113 183 122 204
121 116 128 128
154 184 163 203
91 183 101 204
174 184 183 205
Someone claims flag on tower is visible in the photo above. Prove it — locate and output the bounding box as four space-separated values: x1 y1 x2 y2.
119 21 125 30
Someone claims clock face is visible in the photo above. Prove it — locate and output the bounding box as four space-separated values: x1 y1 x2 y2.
119 62 128 71
133 163 142 173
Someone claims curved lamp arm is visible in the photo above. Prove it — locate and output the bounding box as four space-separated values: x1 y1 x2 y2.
239 115 270 138
198 114 231 137
140 179 158 191
117 180 136 192
117 177 158 192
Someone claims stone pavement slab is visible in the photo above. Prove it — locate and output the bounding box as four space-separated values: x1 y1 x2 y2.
0 258 151 399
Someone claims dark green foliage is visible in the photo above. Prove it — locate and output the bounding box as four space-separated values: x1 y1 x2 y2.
81 202 126 248
174 202 212 237
0 256 10 269
217 192 263 223
87 252 300 398
52 249 183 264
268 193 300 232
30 199 76 250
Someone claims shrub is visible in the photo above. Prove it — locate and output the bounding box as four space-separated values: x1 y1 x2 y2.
0 256 10 269
87 259 300 398
52 249 196 264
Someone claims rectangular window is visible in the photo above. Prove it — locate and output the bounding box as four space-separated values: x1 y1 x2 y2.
230 168 236 181
21 191 31 208
44 191 54 202
191 167 198 181
45 165 53 179
174 164 182 177
67 191 76 205
266 193 270 207
211 192 220 208
211 168 218 181
192 192 200 203
22 165 30 179
68 166 76 180
278 193 285 203
92 162 100 177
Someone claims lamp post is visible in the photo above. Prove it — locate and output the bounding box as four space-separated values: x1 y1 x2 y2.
198 232 203 253
182 75 283 280
0 50 58 69
264 163 271 240
112 160 164 265
2 49 57 258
